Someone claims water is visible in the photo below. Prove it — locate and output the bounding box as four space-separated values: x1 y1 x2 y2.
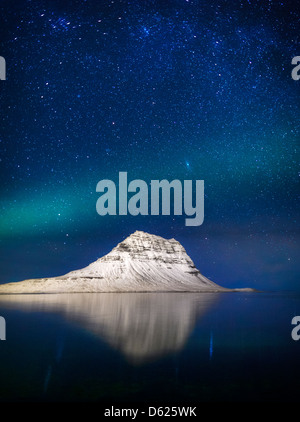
0 291 299 403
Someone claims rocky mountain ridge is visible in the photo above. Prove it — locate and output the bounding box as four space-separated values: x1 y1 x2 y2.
0 231 253 293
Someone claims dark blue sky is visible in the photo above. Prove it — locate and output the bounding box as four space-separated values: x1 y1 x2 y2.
0 0 299 291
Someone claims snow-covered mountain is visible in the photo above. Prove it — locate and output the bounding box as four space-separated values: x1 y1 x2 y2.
0 231 251 293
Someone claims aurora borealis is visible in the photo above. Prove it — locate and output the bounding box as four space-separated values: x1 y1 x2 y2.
0 0 299 291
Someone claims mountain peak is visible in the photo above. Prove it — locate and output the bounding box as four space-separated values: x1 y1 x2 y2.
0 231 253 294
113 231 185 262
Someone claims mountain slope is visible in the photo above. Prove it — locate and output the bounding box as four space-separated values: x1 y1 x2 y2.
0 231 250 293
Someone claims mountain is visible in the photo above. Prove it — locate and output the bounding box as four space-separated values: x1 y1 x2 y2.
0 231 252 293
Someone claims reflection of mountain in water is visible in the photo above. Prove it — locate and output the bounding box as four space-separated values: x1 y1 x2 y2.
0 293 218 364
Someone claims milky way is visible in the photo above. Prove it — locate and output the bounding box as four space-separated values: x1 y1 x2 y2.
0 0 299 290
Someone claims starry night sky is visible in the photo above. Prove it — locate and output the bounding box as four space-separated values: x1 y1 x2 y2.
0 0 299 291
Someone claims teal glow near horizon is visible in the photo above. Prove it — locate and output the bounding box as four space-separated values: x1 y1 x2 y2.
0 0 299 290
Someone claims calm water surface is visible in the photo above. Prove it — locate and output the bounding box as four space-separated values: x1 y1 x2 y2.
0 291 299 403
